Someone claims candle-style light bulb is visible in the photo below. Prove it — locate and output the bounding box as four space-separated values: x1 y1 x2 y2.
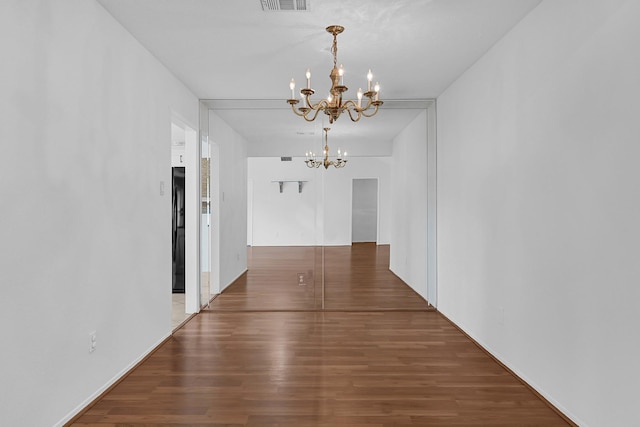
338 64 344 85
343 151 348 158
289 78 295 99
327 94 333 104
357 88 363 108
374 82 380 101
337 148 342 158
306 69 311 88
367 69 373 91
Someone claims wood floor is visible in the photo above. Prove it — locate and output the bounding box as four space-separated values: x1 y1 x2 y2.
70 244 573 426
209 245 432 311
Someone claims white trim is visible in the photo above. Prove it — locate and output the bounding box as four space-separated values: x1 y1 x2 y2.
439 312 584 427
426 102 438 307
184 124 200 313
220 268 248 292
54 333 171 427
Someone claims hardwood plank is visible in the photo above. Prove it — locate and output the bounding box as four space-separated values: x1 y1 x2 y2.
209 244 432 311
70 245 574 426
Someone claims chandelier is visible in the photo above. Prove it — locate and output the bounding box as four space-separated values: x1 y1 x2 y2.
305 127 347 169
287 25 383 124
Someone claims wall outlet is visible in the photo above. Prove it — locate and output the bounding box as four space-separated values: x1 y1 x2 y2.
298 273 305 285
89 331 97 353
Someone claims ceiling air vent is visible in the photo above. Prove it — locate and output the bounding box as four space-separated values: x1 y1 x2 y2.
280 157 293 162
261 0 308 12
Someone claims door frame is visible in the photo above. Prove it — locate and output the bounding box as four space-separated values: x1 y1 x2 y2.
172 116 200 314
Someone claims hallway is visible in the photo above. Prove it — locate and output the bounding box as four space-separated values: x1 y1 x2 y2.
70 245 573 426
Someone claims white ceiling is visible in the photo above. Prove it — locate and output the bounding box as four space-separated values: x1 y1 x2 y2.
96 0 542 155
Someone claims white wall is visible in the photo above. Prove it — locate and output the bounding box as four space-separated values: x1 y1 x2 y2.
248 156 391 246
436 1 640 426
248 157 319 246
0 1 199 425
389 111 429 300
209 112 248 291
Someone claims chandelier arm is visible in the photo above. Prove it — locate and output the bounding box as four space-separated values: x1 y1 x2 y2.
360 104 381 118
302 99 331 122
341 99 361 121
341 99 358 110
302 105 325 122
310 98 330 111
305 93 319 110
290 103 307 117
345 107 362 122
359 96 374 112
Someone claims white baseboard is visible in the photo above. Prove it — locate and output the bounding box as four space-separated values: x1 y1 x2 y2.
220 268 248 292
437 309 584 427
55 333 171 426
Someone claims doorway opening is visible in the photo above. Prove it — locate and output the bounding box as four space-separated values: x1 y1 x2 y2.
172 167 186 293
351 178 378 243
171 119 199 330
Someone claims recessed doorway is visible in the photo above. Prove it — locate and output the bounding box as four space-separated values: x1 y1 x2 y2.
351 178 378 243
171 119 199 330
172 167 185 293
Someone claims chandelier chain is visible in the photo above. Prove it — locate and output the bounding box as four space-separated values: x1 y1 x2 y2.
331 32 338 68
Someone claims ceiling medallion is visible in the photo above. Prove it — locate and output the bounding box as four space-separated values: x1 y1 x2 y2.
287 25 383 123
305 127 347 169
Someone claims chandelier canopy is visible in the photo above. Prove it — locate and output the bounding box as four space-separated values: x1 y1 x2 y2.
305 127 347 169
288 25 383 124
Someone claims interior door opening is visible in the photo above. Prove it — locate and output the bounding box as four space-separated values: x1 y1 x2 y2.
171 119 199 330
351 178 378 244
172 167 186 293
